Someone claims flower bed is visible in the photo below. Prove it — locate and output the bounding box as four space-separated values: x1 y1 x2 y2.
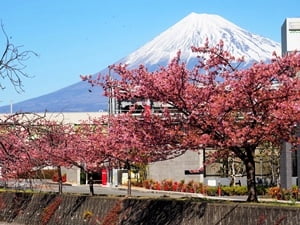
141 179 289 197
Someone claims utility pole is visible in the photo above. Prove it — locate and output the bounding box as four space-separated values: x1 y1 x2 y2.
10 100 13 114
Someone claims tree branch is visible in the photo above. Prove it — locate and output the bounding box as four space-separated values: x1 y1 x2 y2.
0 22 38 92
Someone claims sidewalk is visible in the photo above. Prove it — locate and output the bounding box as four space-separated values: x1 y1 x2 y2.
116 184 205 198
114 184 300 204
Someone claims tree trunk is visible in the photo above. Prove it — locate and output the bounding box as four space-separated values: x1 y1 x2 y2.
127 168 132 196
57 166 63 195
244 147 258 202
231 160 236 186
126 160 132 196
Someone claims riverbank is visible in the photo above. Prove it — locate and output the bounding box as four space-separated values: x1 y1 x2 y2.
0 192 299 224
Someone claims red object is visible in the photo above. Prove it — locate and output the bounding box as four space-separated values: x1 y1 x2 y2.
218 185 221 196
101 169 107 185
52 173 67 183
143 104 151 122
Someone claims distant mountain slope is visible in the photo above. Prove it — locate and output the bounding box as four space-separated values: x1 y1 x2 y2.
4 81 107 113
0 12 281 113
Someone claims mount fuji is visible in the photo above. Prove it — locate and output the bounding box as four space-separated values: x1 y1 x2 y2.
0 12 281 113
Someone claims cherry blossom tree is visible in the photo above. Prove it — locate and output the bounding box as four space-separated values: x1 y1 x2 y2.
0 113 46 180
73 114 186 195
28 118 99 193
83 40 300 202
105 113 187 162
0 113 84 193
0 113 113 192
72 117 114 182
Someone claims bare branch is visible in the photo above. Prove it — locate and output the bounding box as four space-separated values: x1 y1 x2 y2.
0 22 38 92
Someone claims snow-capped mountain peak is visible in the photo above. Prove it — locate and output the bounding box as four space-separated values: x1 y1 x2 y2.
124 12 281 67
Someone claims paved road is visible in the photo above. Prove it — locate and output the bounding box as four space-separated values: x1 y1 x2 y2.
4 180 299 204
35 183 207 199
1 179 260 202
2 179 223 199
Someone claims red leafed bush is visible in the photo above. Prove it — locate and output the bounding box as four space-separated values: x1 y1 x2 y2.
52 173 67 183
41 196 62 225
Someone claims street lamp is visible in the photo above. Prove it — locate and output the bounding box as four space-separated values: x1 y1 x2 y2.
10 100 13 114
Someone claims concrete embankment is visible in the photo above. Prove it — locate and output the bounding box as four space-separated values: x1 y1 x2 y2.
0 192 299 225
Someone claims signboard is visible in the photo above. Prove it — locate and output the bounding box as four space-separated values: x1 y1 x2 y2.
207 179 217 187
289 22 300 31
184 169 203 175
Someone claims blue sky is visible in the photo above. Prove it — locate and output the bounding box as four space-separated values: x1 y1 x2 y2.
0 0 299 106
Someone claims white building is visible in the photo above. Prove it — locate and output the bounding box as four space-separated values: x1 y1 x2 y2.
280 17 300 189
281 18 300 54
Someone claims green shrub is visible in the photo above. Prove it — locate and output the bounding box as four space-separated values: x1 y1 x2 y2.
221 186 234 196
206 187 218 196
256 185 267 195
233 186 248 195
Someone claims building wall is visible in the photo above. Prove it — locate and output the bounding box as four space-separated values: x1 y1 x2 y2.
280 17 300 189
281 18 300 54
61 167 80 185
148 150 204 183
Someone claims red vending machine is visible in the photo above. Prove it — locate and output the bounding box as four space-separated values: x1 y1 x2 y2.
101 169 107 185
